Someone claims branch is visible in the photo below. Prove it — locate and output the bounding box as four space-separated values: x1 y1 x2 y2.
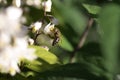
70 18 94 63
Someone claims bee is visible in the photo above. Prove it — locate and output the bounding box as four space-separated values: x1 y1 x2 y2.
52 28 60 46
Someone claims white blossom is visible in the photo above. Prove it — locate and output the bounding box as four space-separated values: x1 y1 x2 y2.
0 6 37 76
42 0 52 12
26 0 42 8
12 0 21 7
30 21 42 33
0 32 10 48
6 6 22 20
0 43 36 76
44 23 55 35
2 6 23 36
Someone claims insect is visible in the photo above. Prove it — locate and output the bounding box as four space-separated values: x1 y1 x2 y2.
52 28 60 46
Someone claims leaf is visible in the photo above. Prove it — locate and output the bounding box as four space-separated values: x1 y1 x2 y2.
82 3 101 14
75 42 104 69
59 35 74 51
38 63 105 80
79 42 101 56
24 46 60 73
24 60 42 66
20 71 35 78
99 4 120 79
32 46 60 64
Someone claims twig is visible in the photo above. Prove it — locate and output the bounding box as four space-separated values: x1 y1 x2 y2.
34 33 40 45
70 18 94 63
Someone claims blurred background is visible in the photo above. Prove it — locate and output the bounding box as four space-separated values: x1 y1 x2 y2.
0 0 120 80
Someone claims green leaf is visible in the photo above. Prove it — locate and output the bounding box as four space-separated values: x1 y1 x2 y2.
20 71 35 78
99 4 120 79
24 46 60 73
59 35 74 51
24 60 42 66
32 46 60 64
76 42 103 68
39 63 105 80
82 3 101 14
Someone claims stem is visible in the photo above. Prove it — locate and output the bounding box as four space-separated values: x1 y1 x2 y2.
34 33 41 45
70 18 94 63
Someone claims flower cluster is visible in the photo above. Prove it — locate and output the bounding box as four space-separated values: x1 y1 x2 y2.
0 0 59 76
0 6 37 76
29 0 60 51
12 0 52 11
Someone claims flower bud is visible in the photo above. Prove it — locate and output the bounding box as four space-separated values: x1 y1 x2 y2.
42 0 52 12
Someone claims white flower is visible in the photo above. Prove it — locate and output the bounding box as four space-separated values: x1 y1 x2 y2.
44 23 55 35
14 37 37 61
42 0 52 12
0 32 10 48
0 37 37 76
6 6 23 20
26 0 42 8
34 0 42 6
0 6 23 36
12 0 21 7
0 14 7 30
30 21 42 33
0 46 20 76
0 6 37 76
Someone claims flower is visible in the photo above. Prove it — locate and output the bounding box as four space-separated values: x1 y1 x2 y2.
0 41 36 76
44 23 55 35
30 21 42 33
0 6 23 36
26 0 42 8
0 6 37 76
6 6 22 20
42 0 52 12
12 0 21 7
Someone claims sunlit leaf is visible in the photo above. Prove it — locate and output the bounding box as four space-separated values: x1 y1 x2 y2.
31 46 60 64
20 71 35 78
24 46 61 73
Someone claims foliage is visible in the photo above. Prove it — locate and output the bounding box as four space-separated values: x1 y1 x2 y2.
0 0 120 80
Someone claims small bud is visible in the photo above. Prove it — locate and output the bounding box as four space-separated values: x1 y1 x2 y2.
42 0 52 12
